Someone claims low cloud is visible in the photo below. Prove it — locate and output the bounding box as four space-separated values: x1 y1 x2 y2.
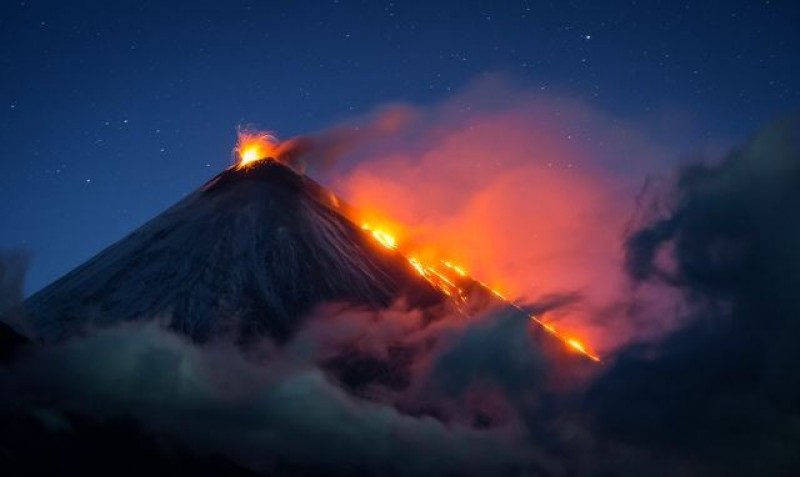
583 115 800 476
0 307 555 475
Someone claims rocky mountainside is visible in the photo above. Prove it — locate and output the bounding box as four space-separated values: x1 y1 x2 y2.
24 161 443 343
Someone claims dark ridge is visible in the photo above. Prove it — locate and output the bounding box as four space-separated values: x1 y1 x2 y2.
323 343 416 393
0 321 27 362
0 412 259 477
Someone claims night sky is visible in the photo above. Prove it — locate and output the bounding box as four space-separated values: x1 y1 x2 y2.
1 0 799 294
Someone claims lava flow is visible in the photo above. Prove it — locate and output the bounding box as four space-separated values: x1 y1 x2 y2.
361 224 602 363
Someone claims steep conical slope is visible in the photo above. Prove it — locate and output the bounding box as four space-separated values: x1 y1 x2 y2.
25 161 444 343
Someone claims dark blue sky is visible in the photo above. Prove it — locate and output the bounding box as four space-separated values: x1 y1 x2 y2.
1 0 798 294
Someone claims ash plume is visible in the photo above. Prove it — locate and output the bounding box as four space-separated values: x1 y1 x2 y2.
274 105 417 174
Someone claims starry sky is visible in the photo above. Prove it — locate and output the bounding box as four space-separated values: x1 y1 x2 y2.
1 0 798 295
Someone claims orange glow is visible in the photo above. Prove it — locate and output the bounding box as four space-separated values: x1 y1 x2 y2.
567 339 586 353
361 223 398 250
235 131 280 168
359 219 601 363
442 261 468 277
336 98 649 356
565 338 600 362
408 256 427 276
541 322 557 334
531 315 600 362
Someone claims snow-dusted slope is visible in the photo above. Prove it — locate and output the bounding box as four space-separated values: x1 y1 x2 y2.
25 161 443 343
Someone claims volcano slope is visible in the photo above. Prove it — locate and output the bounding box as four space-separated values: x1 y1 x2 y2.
24 160 445 344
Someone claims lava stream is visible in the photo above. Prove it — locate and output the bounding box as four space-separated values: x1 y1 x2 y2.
362 224 601 363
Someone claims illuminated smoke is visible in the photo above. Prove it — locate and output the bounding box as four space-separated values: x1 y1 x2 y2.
232 79 681 356
324 82 672 355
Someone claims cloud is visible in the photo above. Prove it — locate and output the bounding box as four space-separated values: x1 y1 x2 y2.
0 287 645 476
583 115 800 475
0 282 596 475
0 314 548 475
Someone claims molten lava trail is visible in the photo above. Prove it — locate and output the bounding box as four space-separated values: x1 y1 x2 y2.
435 259 601 363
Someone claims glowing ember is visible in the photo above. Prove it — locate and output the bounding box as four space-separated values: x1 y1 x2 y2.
360 221 601 363
567 339 587 353
442 261 468 277
361 224 398 250
235 131 280 168
407 257 425 274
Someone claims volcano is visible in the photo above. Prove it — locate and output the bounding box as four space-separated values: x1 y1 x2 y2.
24 160 445 344
2 150 602 476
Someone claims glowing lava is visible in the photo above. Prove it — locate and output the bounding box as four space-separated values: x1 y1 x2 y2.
361 222 602 363
361 223 398 250
235 131 281 168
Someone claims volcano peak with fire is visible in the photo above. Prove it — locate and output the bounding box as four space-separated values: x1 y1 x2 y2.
234 130 282 168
